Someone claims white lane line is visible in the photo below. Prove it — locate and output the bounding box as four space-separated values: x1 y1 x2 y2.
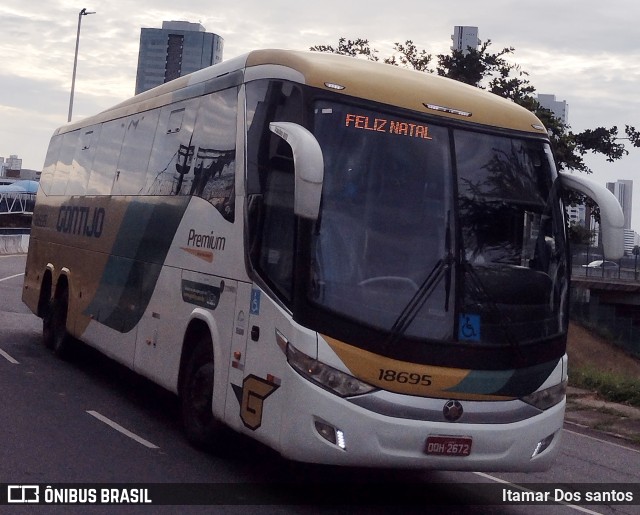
87 410 159 449
473 471 603 514
564 426 640 454
0 348 19 364
0 272 24 283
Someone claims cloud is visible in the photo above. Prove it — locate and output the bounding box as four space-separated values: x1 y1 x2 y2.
0 8 71 88
514 48 640 131
0 0 639 221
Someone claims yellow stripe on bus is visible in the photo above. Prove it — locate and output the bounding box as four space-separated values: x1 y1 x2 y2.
323 335 513 401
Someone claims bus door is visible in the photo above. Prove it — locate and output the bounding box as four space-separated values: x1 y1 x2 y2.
224 283 287 443
224 281 253 428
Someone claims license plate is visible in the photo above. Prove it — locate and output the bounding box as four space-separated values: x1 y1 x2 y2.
425 435 472 456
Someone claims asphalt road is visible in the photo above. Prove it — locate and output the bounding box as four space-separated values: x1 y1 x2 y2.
1 254 639 514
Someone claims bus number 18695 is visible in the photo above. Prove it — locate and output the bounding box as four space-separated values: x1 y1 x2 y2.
378 369 432 386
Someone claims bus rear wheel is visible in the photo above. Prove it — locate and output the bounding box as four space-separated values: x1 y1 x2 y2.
42 285 72 359
180 335 223 449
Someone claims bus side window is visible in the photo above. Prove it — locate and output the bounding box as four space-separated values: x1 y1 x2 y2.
87 119 126 195
49 131 79 196
112 111 161 195
67 126 100 195
246 80 304 195
142 98 199 196
190 87 238 222
245 80 304 305
261 149 295 301
40 135 63 196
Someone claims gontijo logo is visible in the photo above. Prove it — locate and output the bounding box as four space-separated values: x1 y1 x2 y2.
56 205 105 238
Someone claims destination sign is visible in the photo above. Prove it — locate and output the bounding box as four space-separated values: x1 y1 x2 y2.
345 113 433 140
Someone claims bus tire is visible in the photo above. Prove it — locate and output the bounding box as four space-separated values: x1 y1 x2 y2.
180 335 223 449
42 285 72 359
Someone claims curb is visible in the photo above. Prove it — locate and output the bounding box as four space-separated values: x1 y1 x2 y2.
566 387 640 443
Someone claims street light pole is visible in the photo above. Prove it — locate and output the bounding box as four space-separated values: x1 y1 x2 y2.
67 8 95 123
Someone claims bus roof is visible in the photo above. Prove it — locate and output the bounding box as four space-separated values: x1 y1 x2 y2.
245 50 547 135
60 49 547 136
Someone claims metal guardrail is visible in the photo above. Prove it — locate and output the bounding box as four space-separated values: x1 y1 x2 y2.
0 192 36 215
572 265 640 282
571 245 640 282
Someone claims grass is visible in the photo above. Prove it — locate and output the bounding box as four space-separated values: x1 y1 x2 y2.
569 365 640 408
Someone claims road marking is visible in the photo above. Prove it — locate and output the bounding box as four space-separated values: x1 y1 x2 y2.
87 410 159 449
0 348 19 364
564 426 640 454
0 272 24 283
473 472 603 514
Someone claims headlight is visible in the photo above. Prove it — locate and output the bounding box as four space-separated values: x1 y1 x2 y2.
521 380 567 410
286 341 376 397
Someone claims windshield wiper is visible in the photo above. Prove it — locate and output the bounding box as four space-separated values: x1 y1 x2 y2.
383 259 446 348
384 212 453 350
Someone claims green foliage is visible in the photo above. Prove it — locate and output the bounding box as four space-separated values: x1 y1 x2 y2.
309 38 379 61
576 127 628 162
570 365 640 408
436 40 535 102
626 125 640 147
568 222 596 245
385 40 432 72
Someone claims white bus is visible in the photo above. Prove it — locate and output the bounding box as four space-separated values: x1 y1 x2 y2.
23 49 624 471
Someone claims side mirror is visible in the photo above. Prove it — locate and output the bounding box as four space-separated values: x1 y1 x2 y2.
269 122 324 220
559 172 625 259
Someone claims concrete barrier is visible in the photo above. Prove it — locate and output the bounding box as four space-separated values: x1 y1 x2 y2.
0 235 30 254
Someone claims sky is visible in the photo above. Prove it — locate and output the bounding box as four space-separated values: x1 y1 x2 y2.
1 0 640 229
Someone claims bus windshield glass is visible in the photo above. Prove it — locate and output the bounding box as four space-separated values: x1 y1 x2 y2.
309 102 455 341
455 130 567 345
308 100 568 346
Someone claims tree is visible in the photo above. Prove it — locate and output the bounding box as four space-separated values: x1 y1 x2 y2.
309 37 380 61
568 221 596 246
310 38 640 175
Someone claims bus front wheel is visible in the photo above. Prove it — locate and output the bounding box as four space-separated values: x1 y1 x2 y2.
180 335 223 449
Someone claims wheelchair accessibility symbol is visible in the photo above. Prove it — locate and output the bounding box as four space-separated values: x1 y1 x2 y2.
250 289 261 315
459 314 481 342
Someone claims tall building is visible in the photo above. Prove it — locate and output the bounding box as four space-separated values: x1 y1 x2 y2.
451 26 480 55
537 94 569 124
606 180 633 230
624 229 640 255
566 204 586 226
1 155 22 178
135 21 224 95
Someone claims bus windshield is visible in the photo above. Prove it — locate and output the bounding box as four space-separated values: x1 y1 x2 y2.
308 100 568 347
